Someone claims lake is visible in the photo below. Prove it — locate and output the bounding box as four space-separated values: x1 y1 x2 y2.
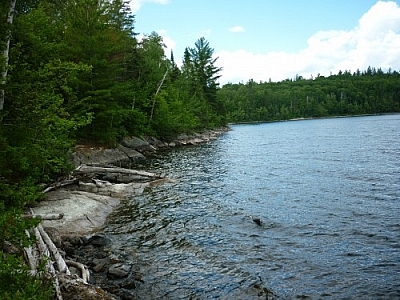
105 114 400 299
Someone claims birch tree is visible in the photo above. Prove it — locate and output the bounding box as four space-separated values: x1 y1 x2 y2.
1 0 17 111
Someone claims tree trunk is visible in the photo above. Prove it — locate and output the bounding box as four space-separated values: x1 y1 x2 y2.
1 0 17 111
150 67 169 122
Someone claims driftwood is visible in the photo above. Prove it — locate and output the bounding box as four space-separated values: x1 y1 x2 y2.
42 179 79 193
74 165 164 179
38 224 70 275
24 230 37 276
24 209 94 300
41 165 165 194
23 213 65 220
65 260 90 284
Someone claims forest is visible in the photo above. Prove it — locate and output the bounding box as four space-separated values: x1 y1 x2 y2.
0 0 399 298
219 68 400 123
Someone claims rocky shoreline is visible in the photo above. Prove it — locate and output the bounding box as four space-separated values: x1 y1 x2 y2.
32 128 229 300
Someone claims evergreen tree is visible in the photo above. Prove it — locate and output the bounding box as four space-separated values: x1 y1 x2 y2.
183 37 224 127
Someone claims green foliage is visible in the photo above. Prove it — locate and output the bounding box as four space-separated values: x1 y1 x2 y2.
0 201 52 300
0 251 53 300
219 70 400 123
181 37 224 128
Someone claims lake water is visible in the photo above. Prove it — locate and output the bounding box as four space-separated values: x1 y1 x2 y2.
105 114 400 299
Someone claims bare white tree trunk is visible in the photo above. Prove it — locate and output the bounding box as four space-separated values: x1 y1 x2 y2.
149 68 169 122
1 0 17 110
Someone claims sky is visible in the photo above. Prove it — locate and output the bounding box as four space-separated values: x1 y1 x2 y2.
130 0 400 85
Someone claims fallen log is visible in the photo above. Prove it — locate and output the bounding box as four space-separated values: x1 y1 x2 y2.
38 224 70 275
42 179 79 193
74 165 164 179
24 230 38 276
65 260 90 284
23 213 65 220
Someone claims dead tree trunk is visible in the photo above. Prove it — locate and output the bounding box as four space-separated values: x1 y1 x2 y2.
1 0 17 111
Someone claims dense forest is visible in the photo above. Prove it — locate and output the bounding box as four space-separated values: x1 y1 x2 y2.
219 68 400 123
0 0 224 297
0 0 399 298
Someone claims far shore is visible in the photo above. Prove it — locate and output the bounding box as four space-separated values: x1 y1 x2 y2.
229 112 400 126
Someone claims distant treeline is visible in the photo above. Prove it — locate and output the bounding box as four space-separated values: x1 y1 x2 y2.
218 67 400 123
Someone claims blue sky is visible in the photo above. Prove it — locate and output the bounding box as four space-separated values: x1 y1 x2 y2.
130 0 400 84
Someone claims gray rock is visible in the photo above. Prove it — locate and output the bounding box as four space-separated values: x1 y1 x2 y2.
72 147 131 166
92 258 110 273
43 227 62 248
117 144 145 161
143 136 167 149
101 173 117 183
121 136 148 148
88 234 112 247
108 263 132 279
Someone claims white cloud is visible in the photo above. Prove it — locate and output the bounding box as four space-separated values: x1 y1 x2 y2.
229 26 245 33
157 29 176 56
129 0 169 13
216 1 400 84
136 29 177 58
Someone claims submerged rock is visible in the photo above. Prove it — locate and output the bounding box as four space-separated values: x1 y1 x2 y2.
108 263 132 279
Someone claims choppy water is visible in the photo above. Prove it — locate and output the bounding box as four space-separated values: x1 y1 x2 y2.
105 114 400 299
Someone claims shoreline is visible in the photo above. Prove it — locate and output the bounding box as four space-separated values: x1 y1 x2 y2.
34 127 229 235
31 127 229 299
229 112 400 125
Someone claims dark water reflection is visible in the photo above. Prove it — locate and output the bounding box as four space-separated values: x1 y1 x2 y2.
105 115 400 299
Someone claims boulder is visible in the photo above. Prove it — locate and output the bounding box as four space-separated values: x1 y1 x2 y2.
143 136 168 149
72 147 130 167
121 136 156 154
117 145 145 162
108 263 132 279
88 234 112 247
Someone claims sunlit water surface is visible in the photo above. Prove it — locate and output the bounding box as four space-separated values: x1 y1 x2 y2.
104 115 400 299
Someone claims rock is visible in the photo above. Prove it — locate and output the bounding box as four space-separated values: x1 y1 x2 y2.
58 274 115 300
101 173 117 183
92 258 110 273
143 136 167 149
121 279 136 289
119 288 136 300
88 234 112 247
44 227 62 248
117 144 145 162
121 136 148 148
108 263 132 279
72 147 132 167
33 190 120 235
116 175 148 183
121 136 156 154
176 133 189 140
62 241 76 255
2 240 21 255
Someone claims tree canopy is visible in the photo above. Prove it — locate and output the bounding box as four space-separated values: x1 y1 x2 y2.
218 69 400 123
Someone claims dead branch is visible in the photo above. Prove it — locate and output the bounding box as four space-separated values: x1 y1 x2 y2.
65 260 90 284
38 224 70 275
74 165 163 179
23 213 64 220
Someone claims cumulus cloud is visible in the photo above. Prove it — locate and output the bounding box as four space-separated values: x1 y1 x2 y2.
216 1 400 84
129 0 169 13
157 29 176 55
229 26 245 33
136 29 177 58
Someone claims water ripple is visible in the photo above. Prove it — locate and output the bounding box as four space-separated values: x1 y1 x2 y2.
105 115 400 299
